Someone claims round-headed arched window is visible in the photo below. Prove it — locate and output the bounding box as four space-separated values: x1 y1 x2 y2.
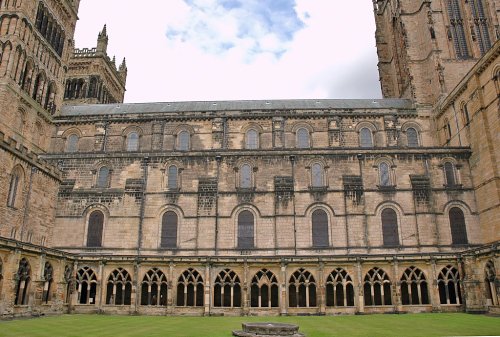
126 132 139 152
312 209 329 247
240 164 252 189
161 211 178 248
444 162 456 186
311 163 324 188
297 128 310 148
97 166 110 188
449 207 468 245
66 134 79 153
237 210 254 249
406 128 419 147
359 128 373 147
381 208 399 246
379 162 391 187
168 165 178 190
246 129 258 149
87 210 104 247
177 131 190 151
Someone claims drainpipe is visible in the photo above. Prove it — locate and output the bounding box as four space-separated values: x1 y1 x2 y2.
290 155 297 255
137 157 149 255
20 167 37 242
214 155 222 255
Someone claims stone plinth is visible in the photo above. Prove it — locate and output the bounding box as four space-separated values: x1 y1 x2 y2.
233 323 305 337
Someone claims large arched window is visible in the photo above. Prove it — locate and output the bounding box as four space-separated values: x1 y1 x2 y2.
161 211 178 249
96 166 110 188
364 267 392 306
326 268 355 307
126 132 139 151
177 131 190 151
381 208 399 246
296 128 310 148
311 163 324 188
406 128 419 147
76 267 97 305
66 134 79 153
7 167 23 208
240 164 252 189
237 210 254 249
14 258 31 305
379 162 391 187
469 0 491 55
251 269 279 308
359 128 373 147
444 162 456 186
400 267 429 305
106 268 132 305
245 129 259 149
141 268 167 306
87 210 104 247
214 269 241 307
449 207 468 245
438 265 462 305
288 269 316 308
177 268 204 307
42 262 54 304
446 0 469 59
167 165 178 190
312 209 329 248
484 261 498 306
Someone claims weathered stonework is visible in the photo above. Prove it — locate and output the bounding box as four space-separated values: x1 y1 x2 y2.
0 0 499 319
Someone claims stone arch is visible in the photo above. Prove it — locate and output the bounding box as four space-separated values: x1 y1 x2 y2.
83 204 109 247
325 268 355 307
233 206 258 249
363 267 392 306
400 266 429 305
213 269 242 307
76 266 98 305
140 268 168 306
122 126 143 152
176 268 204 307
7 164 25 208
105 268 132 305
288 268 317 308
14 257 31 305
250 269 279 308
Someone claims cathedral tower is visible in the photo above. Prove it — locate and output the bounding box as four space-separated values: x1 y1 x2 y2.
374 0 499 106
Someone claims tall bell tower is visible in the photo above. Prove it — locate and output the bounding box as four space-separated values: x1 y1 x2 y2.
373 0 500 106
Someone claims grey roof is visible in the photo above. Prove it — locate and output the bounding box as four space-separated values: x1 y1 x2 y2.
60 99 414 116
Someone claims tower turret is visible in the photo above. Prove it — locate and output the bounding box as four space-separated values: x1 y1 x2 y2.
96 24 109 54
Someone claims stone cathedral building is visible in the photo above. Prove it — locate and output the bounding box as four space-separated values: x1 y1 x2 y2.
0 0 499 317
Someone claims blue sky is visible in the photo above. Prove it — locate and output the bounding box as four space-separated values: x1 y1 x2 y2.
74 0 381 103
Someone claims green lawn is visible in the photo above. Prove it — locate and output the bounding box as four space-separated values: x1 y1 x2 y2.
0 313 498 337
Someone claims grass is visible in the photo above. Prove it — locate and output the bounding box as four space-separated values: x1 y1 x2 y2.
0 313 499 337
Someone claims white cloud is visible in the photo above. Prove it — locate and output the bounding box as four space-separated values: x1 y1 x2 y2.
73 0 382 103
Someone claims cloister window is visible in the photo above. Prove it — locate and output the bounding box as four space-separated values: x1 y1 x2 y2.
438 265 463 305
251 269 279 308
240 164 252 189
311 163 324 188
167 166 178 190
469 0 491 55
312 209 329 248
96 166 110 188
379 162 391 187
87 210 104 248
106 268 132 305
406 128 419 147
381 208 399 246
446 0 469 59
364 267 392 306
177 131 190 151
66 134 79 153
484 261 498 306
176 268 204 307
126 132 139 151
214 269 241 307
359 128 373 147
296 128 310 148
400 267 429 305
246 129 259 149
76 267 97 305
237 210 254 249
326 268 355 307
141 268 167 306
160 211 178 249
42 262 54 304
14 258 30 305
449 207 468 245
444 162 457 186
7 167 22 208
288 269 317 308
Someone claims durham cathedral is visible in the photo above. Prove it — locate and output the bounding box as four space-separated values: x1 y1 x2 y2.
0 0 499 318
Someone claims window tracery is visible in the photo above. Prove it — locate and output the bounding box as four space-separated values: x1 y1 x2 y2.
76 267 97 305
176 268 204 307
250 269 279 308
141 268 167 306
400 267 429 305
326 268 354 307
288 269 316 308
364 267 392 306
106 268 132 305
214 269 241 307
438 265 463 304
